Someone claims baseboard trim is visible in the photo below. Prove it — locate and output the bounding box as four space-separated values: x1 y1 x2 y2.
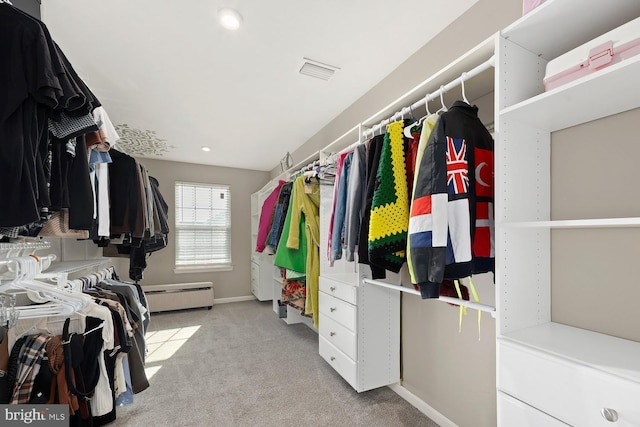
388 383 458 427
213 296 256 304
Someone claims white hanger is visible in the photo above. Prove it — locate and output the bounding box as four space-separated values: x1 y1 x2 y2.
437 86 448 114
424 93 432 116
0 256 91 320
460 72 470 104
403 105 419 139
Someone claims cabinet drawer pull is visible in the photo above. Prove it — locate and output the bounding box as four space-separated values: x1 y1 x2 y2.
330 356 336 361
330 307 336 312
330 286 336 291
601 408 618 422
330 332 336 336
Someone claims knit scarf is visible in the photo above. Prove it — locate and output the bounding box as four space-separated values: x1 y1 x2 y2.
368 120 410 273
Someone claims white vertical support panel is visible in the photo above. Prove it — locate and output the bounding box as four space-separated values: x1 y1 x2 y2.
501 121 550 223
319 185 333 274
357 266 400 392
497 37 546 111
496 35 551 336
499 120 551 335
500 227 551 335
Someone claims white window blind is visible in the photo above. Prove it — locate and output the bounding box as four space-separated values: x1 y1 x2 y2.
175 182 231 267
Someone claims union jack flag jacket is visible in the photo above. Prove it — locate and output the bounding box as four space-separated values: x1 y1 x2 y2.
408 101 494 299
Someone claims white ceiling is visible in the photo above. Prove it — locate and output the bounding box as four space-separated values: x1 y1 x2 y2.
42 0 479 171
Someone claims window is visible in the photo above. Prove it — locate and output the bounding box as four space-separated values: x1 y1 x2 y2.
174 182 232 272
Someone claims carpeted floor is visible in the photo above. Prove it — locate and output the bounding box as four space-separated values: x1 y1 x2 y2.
112 300 439 427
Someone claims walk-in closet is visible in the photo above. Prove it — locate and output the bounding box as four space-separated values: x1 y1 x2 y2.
2 0 639 426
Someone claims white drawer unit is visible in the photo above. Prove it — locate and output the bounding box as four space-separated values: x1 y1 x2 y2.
318 273 400 393
318 183 400 393
499 336 640 426
249 253 273 301
250 261 259 296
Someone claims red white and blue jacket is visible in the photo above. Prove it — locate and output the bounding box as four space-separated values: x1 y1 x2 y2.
408 101 494 298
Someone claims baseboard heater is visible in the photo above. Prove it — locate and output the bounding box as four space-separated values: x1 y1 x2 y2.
144 282 214 313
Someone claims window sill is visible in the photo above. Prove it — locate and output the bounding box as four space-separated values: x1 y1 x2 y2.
173 265 234 274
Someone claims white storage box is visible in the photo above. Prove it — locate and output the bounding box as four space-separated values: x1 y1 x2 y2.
544 16 640 91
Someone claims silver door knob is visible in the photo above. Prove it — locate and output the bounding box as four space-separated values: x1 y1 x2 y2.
330 307 336 312
330 286 336 291
601 408 618 422
330 332 336 336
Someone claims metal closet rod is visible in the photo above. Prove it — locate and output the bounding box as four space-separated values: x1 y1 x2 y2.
362 55 496 139
289 156 320 176
362 278 496 317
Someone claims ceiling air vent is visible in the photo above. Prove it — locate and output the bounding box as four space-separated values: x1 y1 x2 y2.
299 58 340 81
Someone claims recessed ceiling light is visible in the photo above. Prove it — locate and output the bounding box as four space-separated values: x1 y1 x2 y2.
218 8 243 31
201 146 212 152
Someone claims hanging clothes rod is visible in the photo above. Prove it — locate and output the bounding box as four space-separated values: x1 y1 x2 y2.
320 124 362 155
362 278 496 317
362 55 495 139
287 150 320 176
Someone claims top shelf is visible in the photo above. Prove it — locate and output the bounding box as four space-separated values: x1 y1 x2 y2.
500 54 640 132
501 322 640 384
502 0 640 60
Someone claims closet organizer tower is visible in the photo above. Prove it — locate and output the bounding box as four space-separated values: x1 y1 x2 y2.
496 1 640 426
258 0 640 424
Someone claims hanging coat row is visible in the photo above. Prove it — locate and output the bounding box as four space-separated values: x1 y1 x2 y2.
0 262 150 426
325 100 495 300
255 168 323 327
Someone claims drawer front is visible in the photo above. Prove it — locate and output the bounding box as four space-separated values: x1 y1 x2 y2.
499 341 640 427
319 276 357 305
250 262 259 295
498 391 569 427
319 313 357 359
250 261 259 279
319 335 357 389
319 292 356 332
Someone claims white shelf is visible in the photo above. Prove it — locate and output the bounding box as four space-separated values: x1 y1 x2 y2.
502 217 640 229
500 54 640 132
502 0 640 60
500 322 640 384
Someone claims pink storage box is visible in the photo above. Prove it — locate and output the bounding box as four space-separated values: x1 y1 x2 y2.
523 0 545 15
544 16 640 91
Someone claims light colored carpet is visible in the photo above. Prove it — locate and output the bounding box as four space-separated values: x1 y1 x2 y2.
112 300 439 427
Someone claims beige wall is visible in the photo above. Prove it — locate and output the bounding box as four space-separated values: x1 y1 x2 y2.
551 108 640 343
266 1 522 426
107 158 269 300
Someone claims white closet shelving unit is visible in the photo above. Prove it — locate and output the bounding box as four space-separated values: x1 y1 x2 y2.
495 0 640 425
317 182 401 392
250 183 276 301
